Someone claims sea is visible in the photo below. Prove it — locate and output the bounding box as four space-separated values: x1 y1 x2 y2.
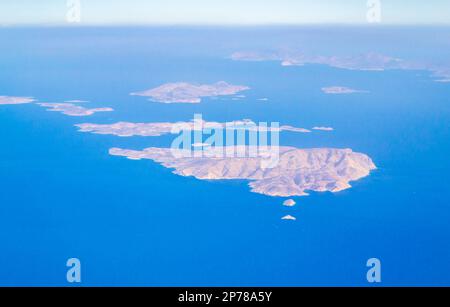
0 26 449 286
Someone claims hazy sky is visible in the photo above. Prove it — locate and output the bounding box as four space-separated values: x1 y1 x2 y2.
1 0 450 25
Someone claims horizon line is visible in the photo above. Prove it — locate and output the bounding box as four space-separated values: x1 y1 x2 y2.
3 22 450 28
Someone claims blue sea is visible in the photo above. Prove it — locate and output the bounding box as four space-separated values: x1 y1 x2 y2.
0 26 449 286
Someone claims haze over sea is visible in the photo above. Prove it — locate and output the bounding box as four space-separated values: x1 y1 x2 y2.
0 26 449 286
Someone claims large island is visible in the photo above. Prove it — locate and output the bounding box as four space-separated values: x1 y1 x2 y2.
109 146 376 197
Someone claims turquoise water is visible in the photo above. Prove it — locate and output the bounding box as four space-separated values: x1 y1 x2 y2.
0 27 449 286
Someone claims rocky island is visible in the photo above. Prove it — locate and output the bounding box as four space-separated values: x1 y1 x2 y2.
76 119 312 137
109 146 376 197
130 81 250 103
